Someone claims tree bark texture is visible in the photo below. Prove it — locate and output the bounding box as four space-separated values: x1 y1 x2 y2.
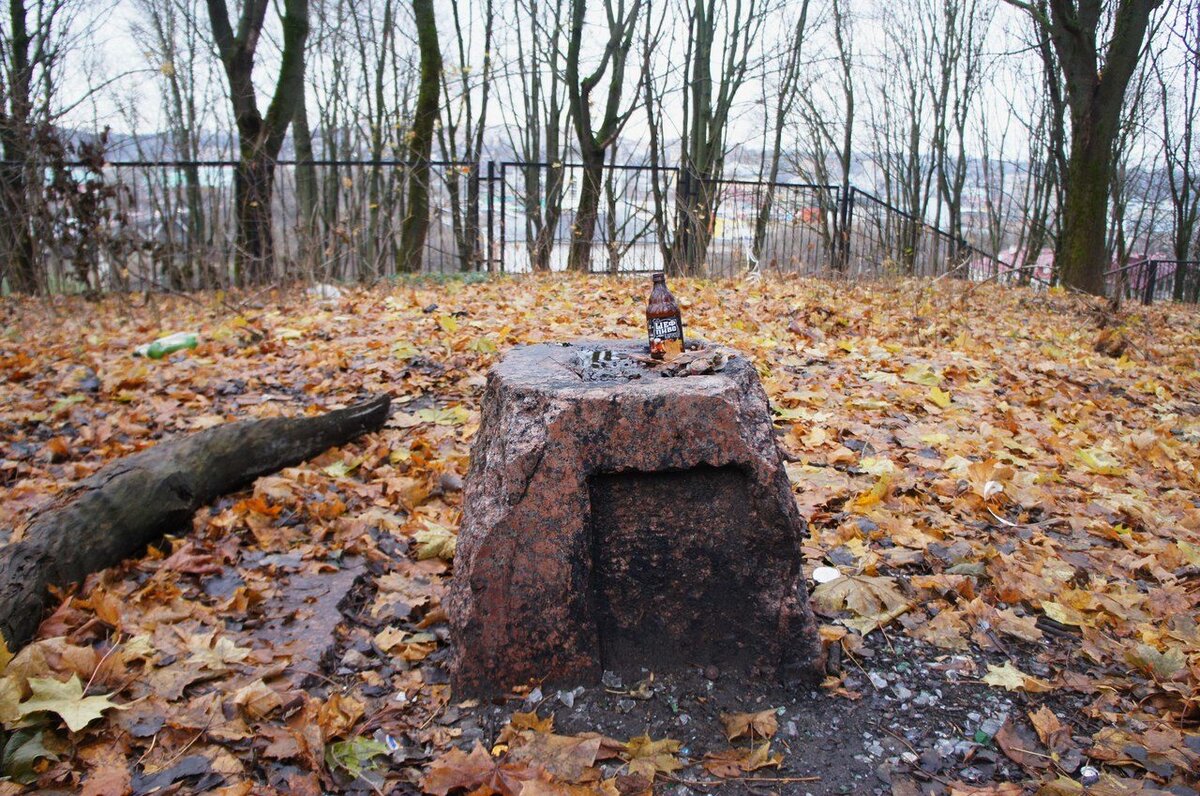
1 0 38 294
1029 0 1162 294
398 0 443 274
206 0 310 285
568 154 605 273
0 395 391 652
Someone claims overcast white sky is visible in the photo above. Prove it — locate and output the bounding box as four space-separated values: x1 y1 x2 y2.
56 0 1187 174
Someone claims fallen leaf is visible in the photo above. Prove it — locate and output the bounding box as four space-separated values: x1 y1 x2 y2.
518 779 620 796
981 662 1053 693
994 719 1048 771
186 630 251 672
316 692 364 741
507 732 601 783
702 742 782 777
1027 706 1071 753
423 742 541 796
415 522 458 561
811 574 909 623
719 708 778 741
927 385 952 408
1124 643 1186 681
81 759 132 796
621 735 681 781
324 736 388 780
231 679 283 719
1076 447 1123 475
910 609 970 650
17 675 122 732
902 364 940 386
0 728 60 784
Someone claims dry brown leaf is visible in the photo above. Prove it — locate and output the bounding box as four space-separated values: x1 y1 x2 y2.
230 679 283 719
507 732 602 783
80 762 132 796
1027 706 1072 753
702 742 782 777
423 742 542 796
811 574 909 620
994 719 1049 771
316 692 364 741
621 735 681 781
719 708 778 741
518 778 620 796
910 609 970 650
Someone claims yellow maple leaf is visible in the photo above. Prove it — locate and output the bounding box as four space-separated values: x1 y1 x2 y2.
414 522 457 560
981 662 1053 693
622 734 682 781
17 675 122 732
852 474 891 509
1076 447 1124 475
1041 601 1091 628
812 574 909 620
902 364 941 386
927 385 952 408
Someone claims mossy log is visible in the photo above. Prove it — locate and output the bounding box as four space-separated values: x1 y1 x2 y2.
0 395 391 651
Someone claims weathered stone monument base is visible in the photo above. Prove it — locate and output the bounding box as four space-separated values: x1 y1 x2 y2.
448 341 823 694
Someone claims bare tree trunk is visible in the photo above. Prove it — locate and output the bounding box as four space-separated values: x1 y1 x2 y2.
752 0 810 264
294 89 319 247
437 0 493 272
565 0 641 273
206 0 310 286
1 0 41 294
570 153 605 273
398 0 442 273
0 151 36 294
233 153 277 283
0 396 390 652
1155 0 1199 299
1007 0 1163 295
665 0 764 277
136 0 211 288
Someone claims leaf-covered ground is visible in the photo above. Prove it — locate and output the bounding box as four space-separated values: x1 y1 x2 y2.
0 276 1197 795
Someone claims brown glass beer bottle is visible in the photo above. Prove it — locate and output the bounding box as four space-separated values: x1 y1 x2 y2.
646 273 684 360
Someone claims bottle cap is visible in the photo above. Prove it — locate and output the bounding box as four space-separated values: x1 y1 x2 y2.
652 273 665 283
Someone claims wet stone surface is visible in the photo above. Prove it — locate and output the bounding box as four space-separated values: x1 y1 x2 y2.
447 340 823 694
568 347 650 382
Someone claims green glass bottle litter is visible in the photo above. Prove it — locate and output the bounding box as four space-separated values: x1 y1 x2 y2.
136 332 199 359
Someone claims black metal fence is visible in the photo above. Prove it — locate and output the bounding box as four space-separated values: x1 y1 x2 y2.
103 159 479 286
843 188 973 279
702 179 838 277
0 155 1193 306
1106 259 1200 305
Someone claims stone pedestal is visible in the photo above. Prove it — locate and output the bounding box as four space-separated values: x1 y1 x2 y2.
447 341 822 694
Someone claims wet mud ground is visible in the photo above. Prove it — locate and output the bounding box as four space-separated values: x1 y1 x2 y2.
416 633 1099 796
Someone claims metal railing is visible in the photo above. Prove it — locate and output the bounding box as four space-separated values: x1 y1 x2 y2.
1106 258 1200 305
1 154 1194 306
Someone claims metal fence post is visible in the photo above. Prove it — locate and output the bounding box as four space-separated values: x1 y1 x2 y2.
840 188 854 272
499 163 508 273
486 161 495 272
1142 259 1158 306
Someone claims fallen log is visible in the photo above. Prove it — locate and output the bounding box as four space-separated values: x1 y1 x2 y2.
0 394 391 651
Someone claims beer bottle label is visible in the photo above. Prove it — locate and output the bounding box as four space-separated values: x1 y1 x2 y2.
649 317 681 340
